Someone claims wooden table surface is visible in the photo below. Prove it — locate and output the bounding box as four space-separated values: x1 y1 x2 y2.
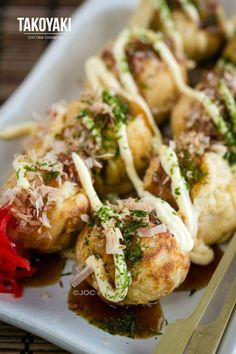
0 1 84 353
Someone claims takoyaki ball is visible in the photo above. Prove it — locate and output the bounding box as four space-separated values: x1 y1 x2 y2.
171 60 236 138
143 135 208 206
55 91 153 196
178 133 236 246
171 76 220 138
76 199 190 305
171 9 224 62
93 110 153 195
1 150 89 253
151 0 225 61
125 41 187 123
101 41 187 123
191 152 236 244
125 231 189 304
144 139 236 245
170 94 218 139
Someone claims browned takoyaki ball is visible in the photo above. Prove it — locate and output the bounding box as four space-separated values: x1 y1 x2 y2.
150 0 226 61
76 198 190 305
1 151 89 253
101 40 187 123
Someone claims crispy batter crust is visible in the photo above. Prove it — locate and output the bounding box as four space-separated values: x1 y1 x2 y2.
76 226 189 305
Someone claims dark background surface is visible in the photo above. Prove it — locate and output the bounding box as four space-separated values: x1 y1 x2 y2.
0 1 84 352
0 0 84 104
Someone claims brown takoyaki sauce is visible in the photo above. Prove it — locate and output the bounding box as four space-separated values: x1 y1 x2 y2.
23 253 65 287
67 246 222 336
68 281 164 338
177 245 223 292
26 245 221 335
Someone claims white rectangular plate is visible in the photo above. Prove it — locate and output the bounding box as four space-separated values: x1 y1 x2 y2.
0 1 235 353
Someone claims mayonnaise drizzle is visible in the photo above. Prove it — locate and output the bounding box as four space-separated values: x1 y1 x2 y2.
152 0 183 54
155 37 232 264
85 56 121 92
155 40 231 136
13 158 30 189
86 253 131 303
72 152 131 303
117 124 194 253
113 27 193 134
190 240 214 265
113 27 169 138
72 153 102 211
178 0 200 23
142 193 194 252
85 54 162 143
219 79 236 128
0 122 36 140
118 124 145 197
152 0 201 45
85 53 193 252
159 144 198 239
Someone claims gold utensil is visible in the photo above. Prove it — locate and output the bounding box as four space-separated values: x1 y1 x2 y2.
153 233 236 354
186 278 236 354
